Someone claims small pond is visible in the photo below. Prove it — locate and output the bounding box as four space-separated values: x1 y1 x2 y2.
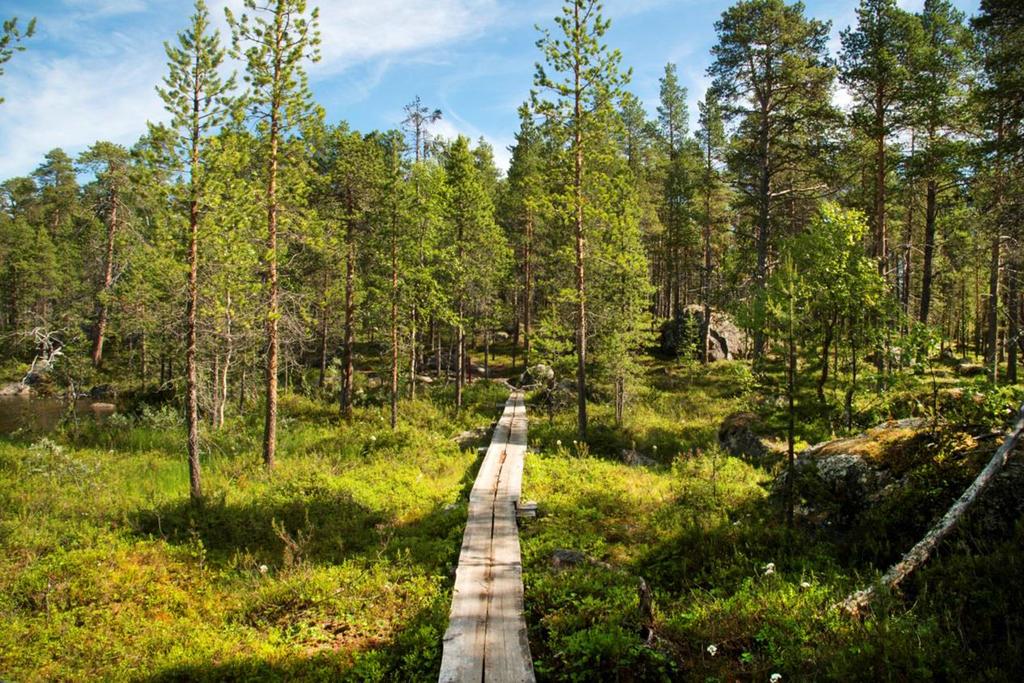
0 396 117 435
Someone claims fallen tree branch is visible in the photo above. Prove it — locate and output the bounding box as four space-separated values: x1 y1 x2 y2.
841 401 1024 618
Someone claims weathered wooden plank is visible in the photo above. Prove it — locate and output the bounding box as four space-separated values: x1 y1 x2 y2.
439 392 535 683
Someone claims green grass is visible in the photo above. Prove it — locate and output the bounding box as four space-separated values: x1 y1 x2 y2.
3 355 1022 681
518 359 1024 681
0 381 508 681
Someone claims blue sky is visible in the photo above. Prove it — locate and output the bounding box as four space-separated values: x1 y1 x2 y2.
0 0 979 180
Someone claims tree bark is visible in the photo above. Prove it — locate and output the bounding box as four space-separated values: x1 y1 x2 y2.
523 208 533 368
92 189 117 368
572 1 588 439
341 219 355 421
873 87 887 278
1007 260 1019 383
318 270 329 389
919 179 937 325
262 46 282 471
986 234 1002 382
185 62 203 500
390 218 399 429
753 105 771 362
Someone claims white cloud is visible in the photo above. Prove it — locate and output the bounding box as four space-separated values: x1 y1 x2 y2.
1 0 513 179
211 0 501 76
0 48 167 178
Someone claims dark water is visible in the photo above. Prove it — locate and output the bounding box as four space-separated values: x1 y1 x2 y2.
0 396 116 435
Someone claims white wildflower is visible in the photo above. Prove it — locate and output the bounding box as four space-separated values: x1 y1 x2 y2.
258 564 268 575
556 440 562 447
763 562 775 576
706 644 718 657
800 581 811 589
770 674 782 683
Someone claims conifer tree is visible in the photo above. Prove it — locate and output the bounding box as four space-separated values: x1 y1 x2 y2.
696 91 728 363
534 0 630 438
708 0 836 361
973 0 1024 383
0 16 35 104
158 0 236 501
443 136 507 412
77 142 132 369
228 0 320 469
505 105 545 367
908 0 971 327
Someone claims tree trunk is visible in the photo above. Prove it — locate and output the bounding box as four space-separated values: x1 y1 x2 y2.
572 1 588 439
262 42 282 469
753 108 771 362
986 234 1002 382
341 221 355 421
409 308 417 400
484 329 490 379
524 208 533 368
140 333 148 385
785 293 797 528
919 179 937 325
700 145 714 365
1007 260 1019 384
817 320 834 404
390 224 399 429
217 295 233 430
185 86 203 499
455 317 465 412
318 271 329 389
873 90 887 278
843 403 1024 618
92 190 117 368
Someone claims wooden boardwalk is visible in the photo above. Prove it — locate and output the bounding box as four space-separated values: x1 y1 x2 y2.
439 391 535 683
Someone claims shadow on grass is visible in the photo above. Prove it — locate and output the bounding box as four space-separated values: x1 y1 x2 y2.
139 600 448 682
129 431 489 574
131 489 390 568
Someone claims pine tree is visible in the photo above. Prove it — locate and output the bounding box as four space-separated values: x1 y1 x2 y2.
973 0 1024 383
657 63 688 158
77 142 132 369
908 0 971 327
0 16 35 104
504 105 545 368
696 91 729 363
443 136 508 411
840 0 920 277
708 0 837 361
534 0 630 438
228 0 320 469
158 0 236 502
402 95 442 162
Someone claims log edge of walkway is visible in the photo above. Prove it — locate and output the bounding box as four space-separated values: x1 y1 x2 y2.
439 390 535 683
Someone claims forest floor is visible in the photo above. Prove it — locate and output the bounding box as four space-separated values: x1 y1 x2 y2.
1 352 1022 680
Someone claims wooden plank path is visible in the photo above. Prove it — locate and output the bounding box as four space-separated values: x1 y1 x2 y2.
439 391 535 683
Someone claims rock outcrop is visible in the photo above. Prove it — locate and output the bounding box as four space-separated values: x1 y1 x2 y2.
718 411 773 464
774 417 1024 535
660 305 750 361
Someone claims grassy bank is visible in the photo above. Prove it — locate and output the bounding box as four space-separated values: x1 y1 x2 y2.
0 382 507 681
